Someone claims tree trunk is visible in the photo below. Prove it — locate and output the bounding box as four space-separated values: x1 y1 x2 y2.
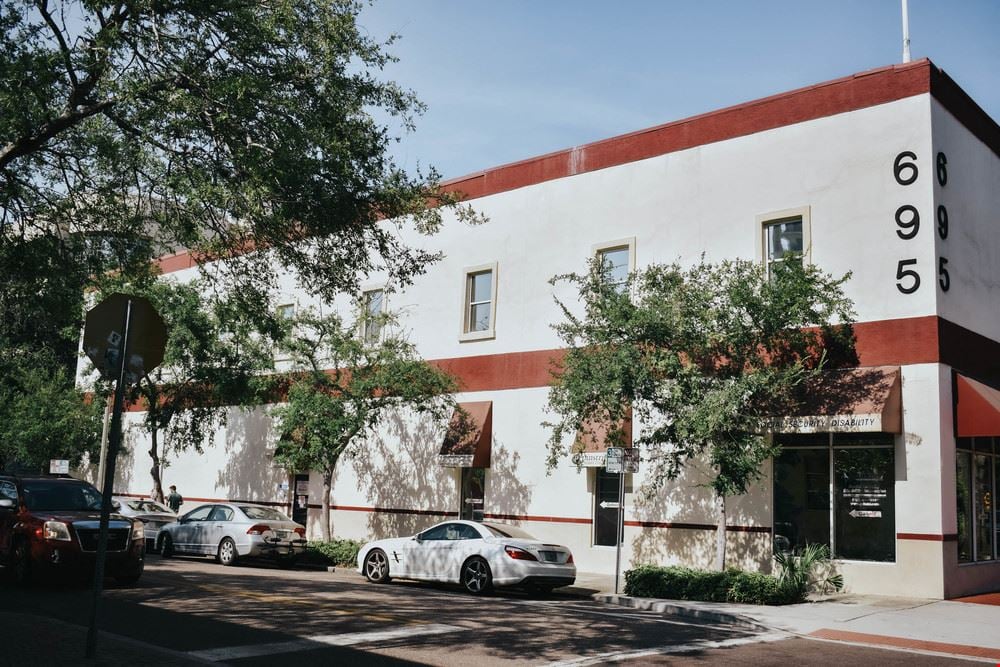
149 426 164 504
714 493 727 571
320 469 333 542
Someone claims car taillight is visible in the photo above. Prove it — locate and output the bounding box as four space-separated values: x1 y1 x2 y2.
504 545 538 561
566 553 574 564
293 527 306 538
246 524 271 535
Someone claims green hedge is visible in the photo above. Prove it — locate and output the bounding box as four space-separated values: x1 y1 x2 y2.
623 565 804 605
300 539 364 567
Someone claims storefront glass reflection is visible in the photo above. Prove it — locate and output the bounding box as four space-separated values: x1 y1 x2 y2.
773 449 830 553
834 448 895 562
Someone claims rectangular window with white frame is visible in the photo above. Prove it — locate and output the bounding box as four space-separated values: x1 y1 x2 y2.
593 237 635 292
460 262 497 342
757 207 811 278
361 288 385 345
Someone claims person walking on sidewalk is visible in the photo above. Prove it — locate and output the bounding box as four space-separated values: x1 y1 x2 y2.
166 485 183 513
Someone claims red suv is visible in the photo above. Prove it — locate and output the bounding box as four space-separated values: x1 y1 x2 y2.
0 475 144 585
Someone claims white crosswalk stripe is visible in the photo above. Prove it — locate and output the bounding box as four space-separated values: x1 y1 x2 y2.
186 623 464 662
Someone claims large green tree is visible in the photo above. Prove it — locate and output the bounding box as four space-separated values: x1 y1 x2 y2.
546 257 857 570
1 0 480 371
271 307 457 540
0 349 102 472
97 279 276 503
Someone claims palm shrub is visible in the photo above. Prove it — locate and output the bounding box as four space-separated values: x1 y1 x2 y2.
773 543 844 597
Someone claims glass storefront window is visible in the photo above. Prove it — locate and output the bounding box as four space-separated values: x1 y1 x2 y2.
773 433 895 562
956 451 973 562
974 454 994 561
956 438 997 563
834 448 895 561
773 449 830 553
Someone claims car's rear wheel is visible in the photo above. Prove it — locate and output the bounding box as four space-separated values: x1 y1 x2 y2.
217 537 238 566
159 534 174 558
364 549 391 584
461 557 492 595
9 539 31 585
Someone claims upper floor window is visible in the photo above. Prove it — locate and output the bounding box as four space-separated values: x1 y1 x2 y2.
757 207 811 278
276 303 296 321
362 288 385 345
460 262 497 342
593 238 635 292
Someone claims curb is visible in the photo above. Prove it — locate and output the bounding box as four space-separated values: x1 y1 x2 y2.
592 594 770 632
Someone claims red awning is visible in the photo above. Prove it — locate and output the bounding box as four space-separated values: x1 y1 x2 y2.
573 409 633 467
956 374 1000 437
438 401 492 468
767 366 902 434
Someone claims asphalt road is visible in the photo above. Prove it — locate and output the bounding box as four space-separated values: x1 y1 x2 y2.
0 557 979 665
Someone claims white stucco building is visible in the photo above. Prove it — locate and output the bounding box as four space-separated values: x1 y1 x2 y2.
108 59 1000 598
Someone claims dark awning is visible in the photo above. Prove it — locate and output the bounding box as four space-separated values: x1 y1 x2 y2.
438 401 492 468
956 374 1000 437
572 409 633 467
766 366 902 434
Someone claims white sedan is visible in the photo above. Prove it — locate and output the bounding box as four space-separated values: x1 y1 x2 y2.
357 520 576 595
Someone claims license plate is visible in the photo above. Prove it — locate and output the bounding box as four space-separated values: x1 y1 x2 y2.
539 551 560 563
276 530 290 540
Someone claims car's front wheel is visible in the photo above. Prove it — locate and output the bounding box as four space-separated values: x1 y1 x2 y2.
461 557 492 595
217 537 238 566
159 534 174 558
363 549 391 584
115 559 144 587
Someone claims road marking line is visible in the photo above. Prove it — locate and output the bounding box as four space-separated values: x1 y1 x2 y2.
544 631 789 666
187 623 463 662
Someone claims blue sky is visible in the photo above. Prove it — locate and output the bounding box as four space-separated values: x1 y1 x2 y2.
360 0 1000 180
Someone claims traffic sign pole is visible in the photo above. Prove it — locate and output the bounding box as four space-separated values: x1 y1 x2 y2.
85 298 133 659
614 466 625 595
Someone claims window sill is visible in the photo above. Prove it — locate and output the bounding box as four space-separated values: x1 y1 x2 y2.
459 329 495 343
958 559 999 567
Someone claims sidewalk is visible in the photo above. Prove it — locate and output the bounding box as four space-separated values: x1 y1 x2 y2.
577 570 1000 663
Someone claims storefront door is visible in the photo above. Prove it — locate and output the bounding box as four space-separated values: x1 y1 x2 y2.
292 474 309 526
460 468 485 521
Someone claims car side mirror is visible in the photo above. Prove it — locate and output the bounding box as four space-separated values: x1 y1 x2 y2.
412 534 422 542
0 498 14 510
111 500 121 511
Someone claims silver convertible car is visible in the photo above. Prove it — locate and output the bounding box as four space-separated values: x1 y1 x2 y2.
357 520 576 595
156 503 307 566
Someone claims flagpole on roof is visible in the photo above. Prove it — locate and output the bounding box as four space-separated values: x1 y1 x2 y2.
901 0 912 63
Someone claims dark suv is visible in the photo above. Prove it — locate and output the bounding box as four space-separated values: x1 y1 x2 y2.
0 475 144 585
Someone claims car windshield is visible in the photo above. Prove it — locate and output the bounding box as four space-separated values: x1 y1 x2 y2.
239 506 289 521
126 500 171 513
23 480 102 511
481 522 536 540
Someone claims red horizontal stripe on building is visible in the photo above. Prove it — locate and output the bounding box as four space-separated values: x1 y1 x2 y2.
896 532 959 542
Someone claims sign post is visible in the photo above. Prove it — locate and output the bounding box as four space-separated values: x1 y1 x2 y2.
605 447 640 595
82 294 166 659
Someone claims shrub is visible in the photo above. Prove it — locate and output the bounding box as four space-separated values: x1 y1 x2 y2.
623 565 802 605
303 538 364 566
773 543 843 596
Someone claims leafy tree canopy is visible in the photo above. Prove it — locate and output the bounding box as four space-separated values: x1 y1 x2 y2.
0 347 102 472
271 307 457 539
1 0 481 368
546 257 857 498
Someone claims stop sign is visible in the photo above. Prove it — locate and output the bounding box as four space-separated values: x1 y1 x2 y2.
84 293 167 383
